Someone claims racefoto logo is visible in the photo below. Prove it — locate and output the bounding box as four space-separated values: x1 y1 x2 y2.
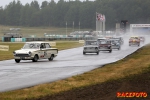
117 92 148 98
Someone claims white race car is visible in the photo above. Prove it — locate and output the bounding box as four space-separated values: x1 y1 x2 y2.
13 41 58 63
83 40 99 55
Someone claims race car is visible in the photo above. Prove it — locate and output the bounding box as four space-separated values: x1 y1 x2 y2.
13 41 58 63
129 36 140 46
139 36 145 43
110 38 121 50
97 38 112 53
83 40 99 55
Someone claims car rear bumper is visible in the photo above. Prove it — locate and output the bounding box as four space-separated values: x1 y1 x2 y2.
129 42 140 45
112 46 120 49
83 50 98 53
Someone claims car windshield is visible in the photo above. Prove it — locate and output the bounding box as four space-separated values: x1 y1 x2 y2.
111 40 119 43
85 41 97 45
22 43 40 49
111 38 120 42
130 37 139 39
98 40 110 44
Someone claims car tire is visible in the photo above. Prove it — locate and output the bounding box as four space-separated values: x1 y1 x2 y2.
83 52 86 55
32 55 38 62
109 50 112 53
48 54 54 61
97 51 99 55
15 59 20 63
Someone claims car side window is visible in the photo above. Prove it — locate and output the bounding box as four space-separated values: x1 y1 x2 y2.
40 43 46 49
45 43 51 48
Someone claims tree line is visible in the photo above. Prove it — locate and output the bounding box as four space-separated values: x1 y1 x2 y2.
0 0 150 30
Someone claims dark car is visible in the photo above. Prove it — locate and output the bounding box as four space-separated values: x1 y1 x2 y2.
111 37 124 45
110 38 121 50
97 38 112 53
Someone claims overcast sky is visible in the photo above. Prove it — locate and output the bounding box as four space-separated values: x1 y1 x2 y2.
1 0 95 7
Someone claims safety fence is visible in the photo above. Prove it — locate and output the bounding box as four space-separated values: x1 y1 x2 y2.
1 37 96 42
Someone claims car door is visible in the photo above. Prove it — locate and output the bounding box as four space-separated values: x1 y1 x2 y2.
39 43 46 59
44 43 51 58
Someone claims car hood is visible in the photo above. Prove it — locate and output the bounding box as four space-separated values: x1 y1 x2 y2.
15 49 39 54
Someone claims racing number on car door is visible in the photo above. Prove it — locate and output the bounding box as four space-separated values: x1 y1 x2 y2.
44 43 51 58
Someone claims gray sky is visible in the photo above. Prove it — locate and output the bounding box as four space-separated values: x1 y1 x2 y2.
1 0 95 7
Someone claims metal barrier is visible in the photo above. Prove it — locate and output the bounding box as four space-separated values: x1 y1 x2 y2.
1 37 96 42
26 37 95 41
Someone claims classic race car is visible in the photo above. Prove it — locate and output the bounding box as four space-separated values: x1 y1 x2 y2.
83 40 99 55
13 41 58 63
139 36 145 43
97 38 112 53
129 36 140 46
110 38 121 50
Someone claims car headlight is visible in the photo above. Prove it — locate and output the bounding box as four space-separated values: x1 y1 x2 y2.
13 51 16 56
95 47 98 50
29 51 32 56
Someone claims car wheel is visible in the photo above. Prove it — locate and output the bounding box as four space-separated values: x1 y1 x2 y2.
32 55 38 62
97 51 99 55
109 50 112 53
83 52 86 55
48 54 54 61
15 59 20 63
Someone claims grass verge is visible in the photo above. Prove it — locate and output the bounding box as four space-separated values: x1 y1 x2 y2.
0 44 150 100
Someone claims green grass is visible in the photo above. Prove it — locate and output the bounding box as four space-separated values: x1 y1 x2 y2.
0 25 91 39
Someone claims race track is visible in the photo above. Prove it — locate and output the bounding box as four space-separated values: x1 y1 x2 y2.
0 34 149 92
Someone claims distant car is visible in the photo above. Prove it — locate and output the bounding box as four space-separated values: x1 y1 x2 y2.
105 36 113 39
97 38 112 53
110 38 121 50
83 40 99 55
13 41 58 63
111 37 124 45
139 36 145 43
129 36 140 46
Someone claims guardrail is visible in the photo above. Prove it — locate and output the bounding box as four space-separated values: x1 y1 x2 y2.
1 37 96 42
26 37 95 41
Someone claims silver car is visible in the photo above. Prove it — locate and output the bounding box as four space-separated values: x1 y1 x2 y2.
83 40 99 55
110 38 121 50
